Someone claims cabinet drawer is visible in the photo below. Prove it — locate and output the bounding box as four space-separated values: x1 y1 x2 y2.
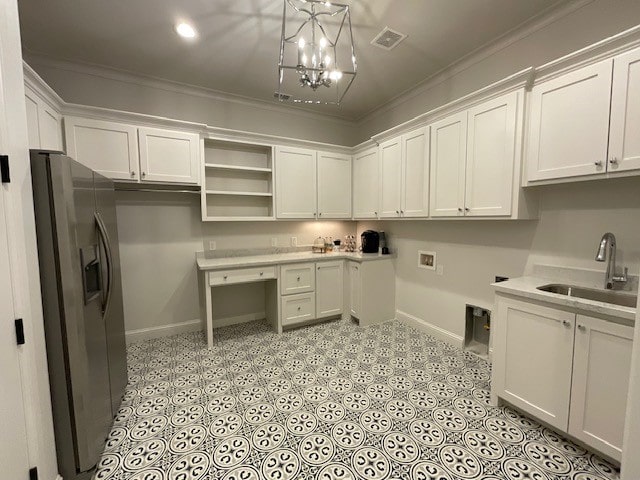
209 266 276 286
281 293 316 326
280 262 315 295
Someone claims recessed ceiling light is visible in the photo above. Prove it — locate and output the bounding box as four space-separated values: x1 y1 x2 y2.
175 22 197 39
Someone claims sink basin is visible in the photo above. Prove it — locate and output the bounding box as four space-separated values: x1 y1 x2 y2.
537 284 638 308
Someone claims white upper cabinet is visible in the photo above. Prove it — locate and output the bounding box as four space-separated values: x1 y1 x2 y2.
24 85 63 151
352 147 379 219
317 151 351 219
609 46 640 173
526 59 613 182
379 137 403 218
275 146 317 219
401 126 430 217
138 127 200 184
65 116 139 181
568 314 633 461
429 111 467 217
65 117 201 184
465 92 517 216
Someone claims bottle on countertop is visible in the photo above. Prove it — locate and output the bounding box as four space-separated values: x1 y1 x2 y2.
325 236 333 252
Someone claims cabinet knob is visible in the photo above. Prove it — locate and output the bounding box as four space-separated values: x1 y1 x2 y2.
374 211 377 215
319 212 322 216
562 320 571 327
141 171 147 177
400 210 404 214
464 207 470 212
396 210 399 215
130 171 136 177
609 157 618 165
223 275 228 280
297 306 301 311
594 161 603 167
259 272 263 276
577 324 586 331
297 276 300 281
457 208 463 213
317 266 320 270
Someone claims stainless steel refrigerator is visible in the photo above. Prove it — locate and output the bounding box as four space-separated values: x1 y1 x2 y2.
30 151 127 480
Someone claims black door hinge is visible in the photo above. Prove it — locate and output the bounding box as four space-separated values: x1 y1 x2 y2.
29 467 38 480
0 155 9 183
15 319 25 345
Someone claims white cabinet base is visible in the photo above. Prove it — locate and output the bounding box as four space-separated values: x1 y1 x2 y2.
348 259 395 327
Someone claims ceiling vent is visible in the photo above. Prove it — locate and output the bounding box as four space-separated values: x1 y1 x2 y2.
371 27 407 51
274 92 291 101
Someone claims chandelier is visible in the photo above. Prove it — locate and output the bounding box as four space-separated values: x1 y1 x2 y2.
277 0 357 105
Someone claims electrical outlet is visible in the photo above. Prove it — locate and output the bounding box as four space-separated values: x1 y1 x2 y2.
291 237 297 247
436 264 444 276
209 240 216 250
271 237 278 247
495 276 509 283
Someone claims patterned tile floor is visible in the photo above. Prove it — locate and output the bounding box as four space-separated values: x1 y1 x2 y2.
94 318 620 480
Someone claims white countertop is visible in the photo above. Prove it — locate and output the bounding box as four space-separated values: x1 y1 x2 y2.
196 250 395 271
492 275 636 324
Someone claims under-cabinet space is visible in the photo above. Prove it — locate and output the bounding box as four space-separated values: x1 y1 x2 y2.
203 193 273 220
202 138 275 221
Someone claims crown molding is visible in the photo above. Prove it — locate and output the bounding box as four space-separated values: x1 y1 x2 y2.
370 67 534 144
23 62 65 110
24 52 357 127
533 23 640 83
355 0 596 125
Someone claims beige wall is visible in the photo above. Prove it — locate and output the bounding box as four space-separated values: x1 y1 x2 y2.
115 191 356 334
357 0 640 142
360 177 640 340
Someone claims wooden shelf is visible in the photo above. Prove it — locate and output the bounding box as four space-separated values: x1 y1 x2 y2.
205 190 272 197
204 163 272 173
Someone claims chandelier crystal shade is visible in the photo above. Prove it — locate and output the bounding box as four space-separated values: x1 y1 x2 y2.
277 0 357 105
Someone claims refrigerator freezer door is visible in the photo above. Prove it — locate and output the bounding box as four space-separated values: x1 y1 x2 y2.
94 172 128 414
47 158 113 472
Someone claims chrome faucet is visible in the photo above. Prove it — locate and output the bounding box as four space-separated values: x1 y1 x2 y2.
595 232 628 289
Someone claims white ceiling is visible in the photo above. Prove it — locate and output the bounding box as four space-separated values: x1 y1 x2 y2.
19 0 564 120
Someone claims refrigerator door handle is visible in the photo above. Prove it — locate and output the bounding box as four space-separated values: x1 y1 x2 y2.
95 212 113 315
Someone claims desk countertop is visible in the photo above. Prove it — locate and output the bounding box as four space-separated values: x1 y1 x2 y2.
196 250 395 271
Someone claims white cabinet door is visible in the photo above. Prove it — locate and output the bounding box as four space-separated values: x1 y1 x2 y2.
25 85 62 151
401 126 429 217
492 297 575 431
429 112 467 217
379 137 402 218
316 261 344 318
24 87 41 149
569 315 634 461
348 262 361 318
465 92 518 216
317 152 351 219
275 146 317 219
353 147 379 219
65 116 139 181
609 47 640 173
39 102 62 151
138 127 200 184
526 60 613 182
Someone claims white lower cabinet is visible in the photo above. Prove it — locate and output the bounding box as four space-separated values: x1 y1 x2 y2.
315 261 344 318
493 297 575 430
279 261 343 328
281 293 315 326
348 262 361 318
347 259 395 327
568 314 634 460
492 295 633 460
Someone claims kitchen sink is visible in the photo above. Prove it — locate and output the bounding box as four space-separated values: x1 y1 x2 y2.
537 284 638 308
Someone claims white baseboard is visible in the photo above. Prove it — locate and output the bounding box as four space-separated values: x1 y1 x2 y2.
212 312 265 329
125 319 202 344
125 312 267 344
396 310 464 348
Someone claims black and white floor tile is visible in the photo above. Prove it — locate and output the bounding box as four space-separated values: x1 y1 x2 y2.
94 318 620 480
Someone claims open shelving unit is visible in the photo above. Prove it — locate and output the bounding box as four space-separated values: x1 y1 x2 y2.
201 139 275 221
